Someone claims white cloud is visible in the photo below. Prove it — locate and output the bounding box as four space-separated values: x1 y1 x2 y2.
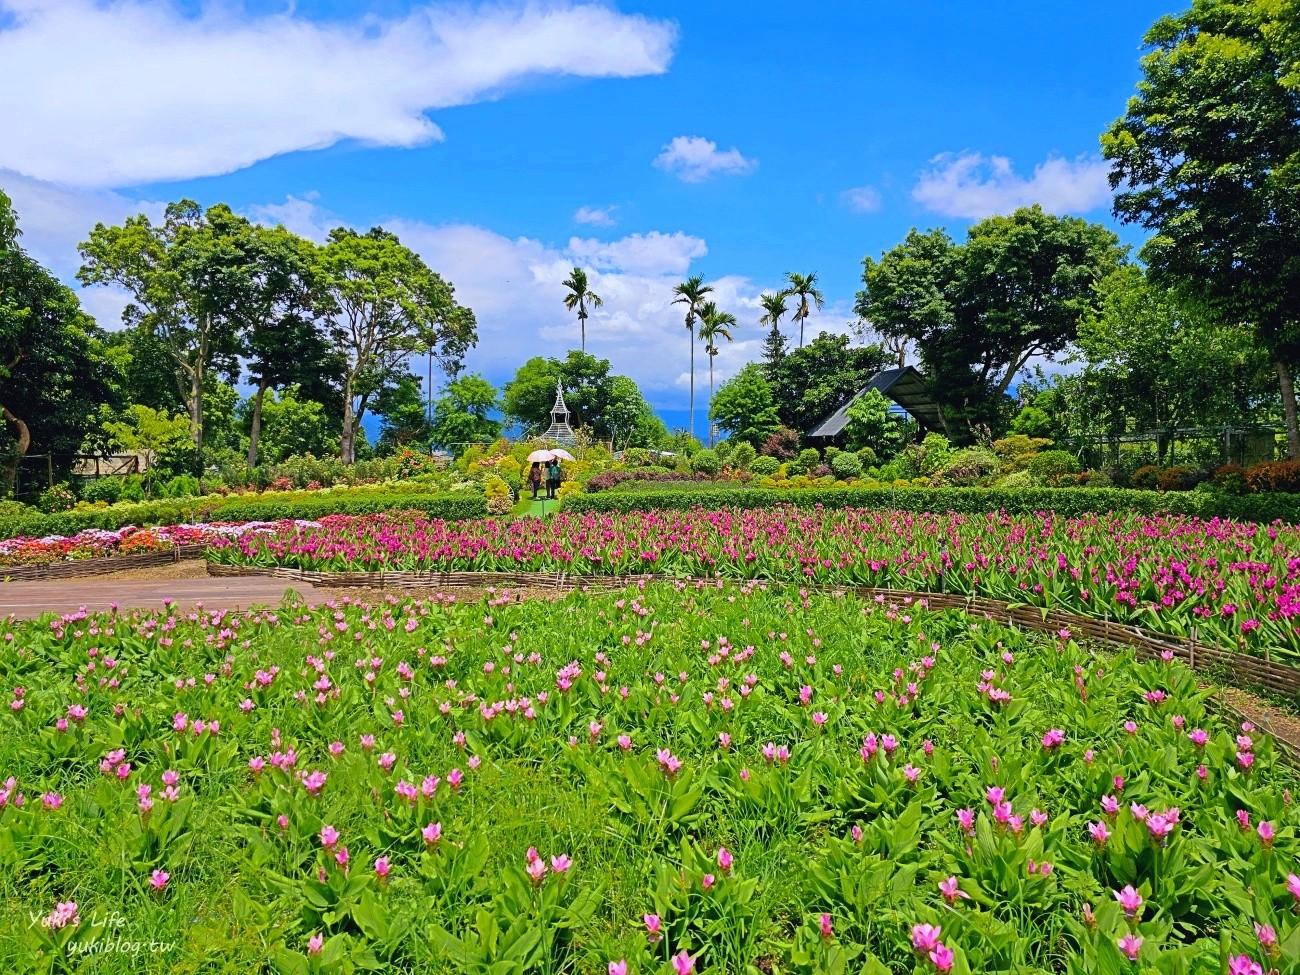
573 205 617 227
567 231 706 276
0 0 677 187
841 185 882 214
653 136 756 183
245 193 338 243
912 152 1112 219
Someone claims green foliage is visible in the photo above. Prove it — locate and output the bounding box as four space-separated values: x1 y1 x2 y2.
710 363 782 448
940 447 999 486
843 389 908 460
429 374 502 455
1027 449 1082 484
895 433 953 480
764 333 890 434
373 373 435 454
213 487 487 523
101 405 194 498
241 386 335 464
788 448 822 477
502 352 657 443
689 449 720 475
829 451 863 480
748 455 780 478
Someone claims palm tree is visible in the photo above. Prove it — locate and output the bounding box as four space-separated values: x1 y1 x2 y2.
697 301 736 445
562 267 603 352
672 275 713 441
784 271 824 348
759 290 788 344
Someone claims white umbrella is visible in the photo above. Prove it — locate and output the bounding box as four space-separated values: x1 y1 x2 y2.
527 449 555 463
550 449 576 461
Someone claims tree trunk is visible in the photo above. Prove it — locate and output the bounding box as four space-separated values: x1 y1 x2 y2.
1 404 30 499
581 316 585 353
708 355 715 446
1277 359 1300 460
189 368 204 476
247 378 270 468
688 322 695 442
341 375 356 465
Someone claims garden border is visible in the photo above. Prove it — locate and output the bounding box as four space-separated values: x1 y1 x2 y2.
2 544 207 582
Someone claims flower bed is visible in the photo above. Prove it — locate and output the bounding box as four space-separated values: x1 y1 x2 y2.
0 522 317 570
207 509 1300 663
3 583 1297 972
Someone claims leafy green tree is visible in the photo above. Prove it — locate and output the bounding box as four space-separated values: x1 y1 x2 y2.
857 207 1122 437
79 200 247 469
759 291 789 371
101 405 192 498
314 227 476 463
102 326 185 415
1102 0 1300 457
843 388 908 461
373 374 435 454
697 302 737 444
502 351 655 441
604 375 667 450
766 332 890 433
562 267 602 353
237 386 334 464
672 275 713 442
430 374 502 455
784 271 824 349
1 190 115 495
710 363 782 448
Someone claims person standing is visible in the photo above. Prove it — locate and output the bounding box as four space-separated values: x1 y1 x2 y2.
528 462 542 500
546 459 561 499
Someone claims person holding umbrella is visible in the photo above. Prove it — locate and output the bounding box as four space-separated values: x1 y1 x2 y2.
528 462 543 500
546 457 561 499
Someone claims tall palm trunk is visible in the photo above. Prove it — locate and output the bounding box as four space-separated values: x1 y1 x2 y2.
708 354 715 446
247 377 270 468
688 323 695 441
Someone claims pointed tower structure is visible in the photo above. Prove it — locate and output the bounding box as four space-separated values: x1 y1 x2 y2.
542 380 578 446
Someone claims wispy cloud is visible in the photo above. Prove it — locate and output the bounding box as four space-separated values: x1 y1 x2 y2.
912 152 1112 219
653 136 756 183
574 204 617 227
0 0 677 187
840 185 883 213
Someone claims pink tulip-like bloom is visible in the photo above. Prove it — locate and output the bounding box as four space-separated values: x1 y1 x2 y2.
911 923 942 952
819 913 833 940
811 712 828 726
609 962 628 975
1089 821 1111 845
422 822 442 845
1188 728 1208 746
335 846 349 868
644 913 662 941
307 933 324 955
320 825 339 848
929 943 955 972
526 856 547 884
1129 803 1148 823
985 786 1004 804
851 825 863 843
938 876 969 903
375 856 390 881
1255 923 1278 951
701 873 715 890
1228 957 1264 975
657 749 683 776
718 847 733 873
1041 729 1065 749
1257 821 1275 846
671 951 694 975
955 809 975 835
551 854 572 873
1237 809 1252 830
1288 872 1300 902
904 765 922 784
302 771 327 795
1101 795 1120 816
42 901 80 931
150 869 169 890
1117 934 1143 961
617 735 632 751
1114 885 1143 917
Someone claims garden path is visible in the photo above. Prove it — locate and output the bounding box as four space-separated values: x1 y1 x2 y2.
0 577 321 621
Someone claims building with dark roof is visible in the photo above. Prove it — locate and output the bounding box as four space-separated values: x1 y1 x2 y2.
806 366 943 439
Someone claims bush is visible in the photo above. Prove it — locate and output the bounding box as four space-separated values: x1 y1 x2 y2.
1244 459 1300 493
895 434 953 480
690 449 721 476
992 435 1052 474
560 484 1300 523
1208 464 1249 495
79 478 124 505
1028 450 1082 484
995 470 1037 490
1131 465 1162 491
730 443 757 472
212 487 488 523
157 474 201 499
788 448 821 477
830 451 863 480
1157 465 1201 492
749 456 780 477
759 427 799 461
856 446 878 468
484 476 513 515
1081 469 1113 488
940 448 999 487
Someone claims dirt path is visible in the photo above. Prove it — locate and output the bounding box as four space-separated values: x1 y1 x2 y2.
0 576 321 620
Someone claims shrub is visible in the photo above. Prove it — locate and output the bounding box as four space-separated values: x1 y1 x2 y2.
1131 465 1162 490
856 446 878 468
1157 465 1201 492
484 475 513 515
36 484 78 513
730 443 757 471
1028 450 1082 484
996 470 1037 490
896 434 953 480
788 448 821 477
690 449 721 476
79 478 124 505
829 451 863 481
1244 459 1300 493
992 434 1052 474
1208 463 1249 495
1081 469 1113 488
213 487 488 523
157 474 201 499
749 456 780 477
940 448 999 487
759 427 800 461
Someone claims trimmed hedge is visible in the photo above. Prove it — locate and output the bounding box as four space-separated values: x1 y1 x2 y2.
0 487 488 540
560 486 1300 523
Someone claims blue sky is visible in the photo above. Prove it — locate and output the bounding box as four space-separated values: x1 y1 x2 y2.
0 0 1176 434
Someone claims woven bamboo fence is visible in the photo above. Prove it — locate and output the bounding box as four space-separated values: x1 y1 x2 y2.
3 544 207 582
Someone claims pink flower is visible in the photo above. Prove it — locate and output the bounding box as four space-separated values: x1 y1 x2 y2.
608 962 628 975
551 854 572 873
851 825 863 843
1101 795 1120 816
985 786 1004 804
422 822 442 845
718 847 733 873
903 764 922 784
375 856 390 881
1117 933 1143 961
526 856 547 884
955 808 975 835
938 876 969 903
701 873 715 890
911 923 942 952
1114 885 1143 918
671 951 694 975
1089 821 1111 845
1188 728 1208 746
1257 821 1275 846
150 869 169 890
1287 872 1300 902
617 735 632 750
320 825 339 848
928 943 955 972
657 749 683 776
644 913 662 941
1237 809 1252 830
1255 923 1278 950
1228 956 1264 975
42 901 79 931
335 846 349 868
819 913 833 940
1041 728 1065 749
307 933 324 955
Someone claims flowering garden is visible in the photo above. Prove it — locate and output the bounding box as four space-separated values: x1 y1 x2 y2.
206 508 1300 663
0 523 293 569
2 581 1298 974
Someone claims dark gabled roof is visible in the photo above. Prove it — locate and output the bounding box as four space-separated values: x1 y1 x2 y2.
807 365 944 438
